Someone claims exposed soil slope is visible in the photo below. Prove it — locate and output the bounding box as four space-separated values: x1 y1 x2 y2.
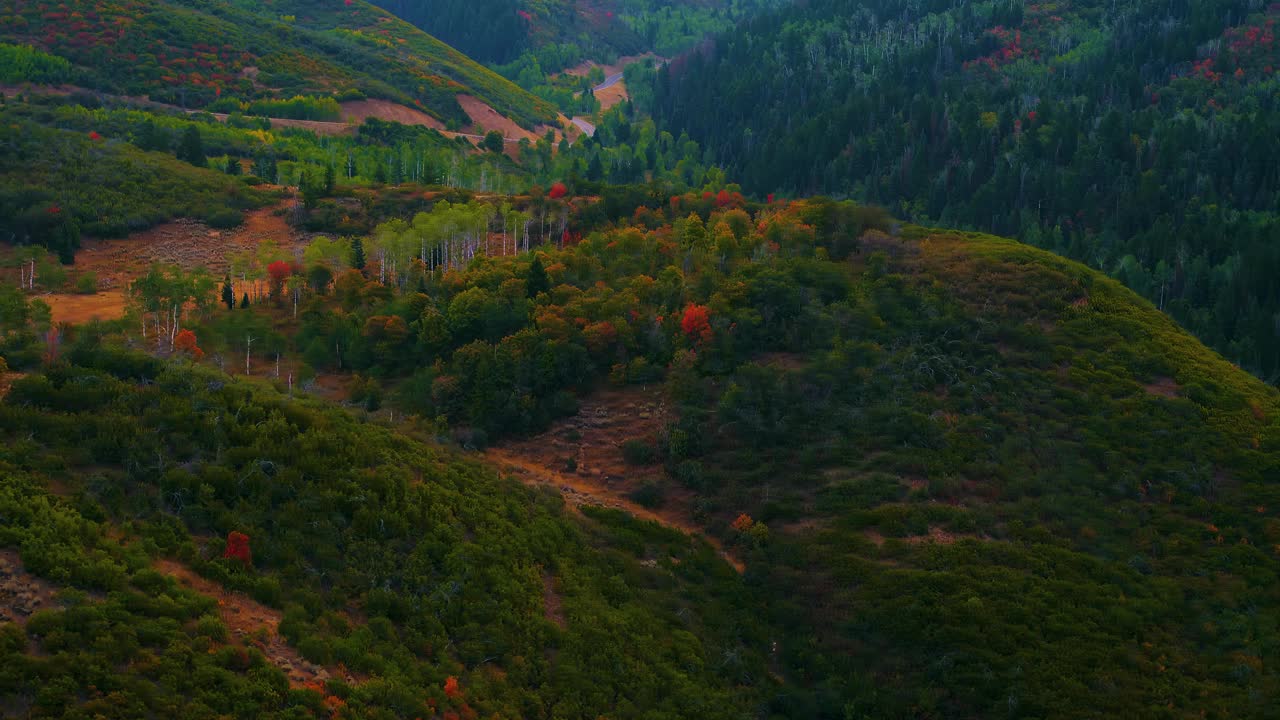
486 386 744 571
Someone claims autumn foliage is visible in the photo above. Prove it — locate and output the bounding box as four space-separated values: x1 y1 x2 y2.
267 260 293 299
443 675 461 698
174 329 204 360
223 531 252 566
267 260 293 282
548 182 568 199
681 303 713 345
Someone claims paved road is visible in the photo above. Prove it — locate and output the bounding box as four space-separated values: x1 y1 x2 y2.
568 73 623 137
594 72 624 92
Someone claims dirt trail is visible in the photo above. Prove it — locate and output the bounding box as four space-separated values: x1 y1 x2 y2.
154 558 357 688
484 386 743 572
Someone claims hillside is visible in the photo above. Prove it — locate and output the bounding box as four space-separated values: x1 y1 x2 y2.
0 0 558 128
0 93 537 266
4 191 1278 717
648 0 1280 381
0 348 761 718
277 194 1280 716
2 2 1280 716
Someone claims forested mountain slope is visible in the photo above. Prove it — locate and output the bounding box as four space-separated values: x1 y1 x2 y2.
270 194 1280 717
3 185 1280 716
0 341 760 719
0 0 558 127
649 0 1280 380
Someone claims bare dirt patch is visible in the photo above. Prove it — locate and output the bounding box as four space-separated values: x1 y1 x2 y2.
486 386 744 571
32 202 311 326
456 94 564 144
154 558 355 688
341 99 445 130
30 291 128 326
0 549 61 626
1143 376 1181 399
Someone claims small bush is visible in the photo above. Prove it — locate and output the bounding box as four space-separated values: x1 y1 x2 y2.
628 482 665 509
673 459 705 490
74 272 97 294
195 614 228 642
621 439 655 465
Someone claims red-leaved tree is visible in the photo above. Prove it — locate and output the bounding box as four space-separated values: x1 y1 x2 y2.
267 260 292 300
223 531 252 566
548 182 568 199
174 329 204 359
681 303 713 345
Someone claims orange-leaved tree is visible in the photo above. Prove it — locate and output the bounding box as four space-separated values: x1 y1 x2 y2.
443 675 461 698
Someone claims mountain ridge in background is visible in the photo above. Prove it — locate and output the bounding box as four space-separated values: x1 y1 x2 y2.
0 0 559 128
648 0 1280 381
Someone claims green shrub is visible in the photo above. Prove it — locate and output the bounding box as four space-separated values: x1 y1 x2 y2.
195 615 228 642
621 439 655 465
74 272 98 294
205 209 244 229
628 482 665 509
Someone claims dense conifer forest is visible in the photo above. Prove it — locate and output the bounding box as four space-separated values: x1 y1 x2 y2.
649 0 1280 380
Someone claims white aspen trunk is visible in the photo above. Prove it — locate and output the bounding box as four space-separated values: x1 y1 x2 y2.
245 335 254 375
171 304 179 349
